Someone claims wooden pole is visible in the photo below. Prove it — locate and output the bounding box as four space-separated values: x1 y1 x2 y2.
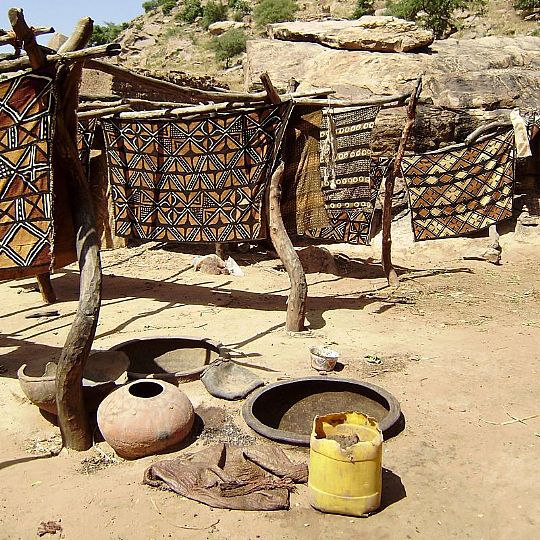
0 26 54 45
7 8 46 69
54 18 103 451
268 163 307 332
36 273 57 304
259 71 306 331
381 77 422 287
0 43 121 73
8 8 58 304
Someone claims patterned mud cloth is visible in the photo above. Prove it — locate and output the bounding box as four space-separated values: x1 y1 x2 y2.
307 105 381 244
401 129 515 241
281 107 329 234
102 102 290 243
77 118 97 178
0 70 55 279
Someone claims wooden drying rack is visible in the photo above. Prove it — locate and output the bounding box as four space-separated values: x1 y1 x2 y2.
0 6 421 451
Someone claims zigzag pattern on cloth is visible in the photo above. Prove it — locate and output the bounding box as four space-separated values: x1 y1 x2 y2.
0 69 55 276
307 105 382 244
401 129 515 241
102 102 290 242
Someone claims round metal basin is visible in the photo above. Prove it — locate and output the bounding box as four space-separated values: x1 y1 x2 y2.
242 377 401 446
110 336 226 382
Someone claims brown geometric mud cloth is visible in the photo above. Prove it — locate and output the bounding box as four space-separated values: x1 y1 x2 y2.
77 118 97 178
401 129 515 241
281 107 329 234
102 102 291 243
307 105 381 244
0 70 55 279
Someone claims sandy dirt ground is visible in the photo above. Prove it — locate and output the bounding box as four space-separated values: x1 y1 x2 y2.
1 228 539 540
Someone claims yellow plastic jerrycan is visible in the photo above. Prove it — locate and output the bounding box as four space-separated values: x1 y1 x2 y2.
308 411 383 517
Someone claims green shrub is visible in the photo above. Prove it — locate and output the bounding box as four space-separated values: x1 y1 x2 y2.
209 28 247 66
352 0 375 18
513 0 540 9
178 0 203 22
142 0 177 15
201 1 228 29
253 0 298 26
89 21 129 45
385 0 486 38
229 0 252 21
142 0 158 12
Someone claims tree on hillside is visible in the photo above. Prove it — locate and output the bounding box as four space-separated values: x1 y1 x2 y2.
209 28 247 66
352 0 375 18
385 0 486 38
89 21 129 45
142 0 178 15
253 0 298 26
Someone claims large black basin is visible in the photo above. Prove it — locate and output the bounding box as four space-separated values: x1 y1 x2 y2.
110 336 226 382
242 377 401 446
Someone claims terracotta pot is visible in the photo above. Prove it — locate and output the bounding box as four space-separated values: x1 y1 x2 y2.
97 380 194 459
17 351 130 415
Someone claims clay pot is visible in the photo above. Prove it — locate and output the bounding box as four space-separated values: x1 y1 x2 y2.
97 380 194 459
17 351 130 415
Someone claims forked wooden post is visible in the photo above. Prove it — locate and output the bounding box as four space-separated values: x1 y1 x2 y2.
268 163 307 332
260 72 307 332
381 77 422 287
52 17 103 451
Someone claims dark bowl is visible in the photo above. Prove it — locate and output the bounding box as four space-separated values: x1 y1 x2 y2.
110 336 226 382
242 376 402 446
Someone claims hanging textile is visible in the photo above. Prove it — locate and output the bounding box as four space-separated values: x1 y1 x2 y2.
77 118 97 177
401 129 515 241
307 105 381 244
102 102 291 243
0 70 55 279
281 107 330 234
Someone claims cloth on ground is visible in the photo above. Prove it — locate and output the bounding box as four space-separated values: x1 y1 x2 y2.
306 105 381 244
0 69 55 280
401 129 515 241
101 102 290 243
143 443 308 511
281 108 329 234
201 359 264 400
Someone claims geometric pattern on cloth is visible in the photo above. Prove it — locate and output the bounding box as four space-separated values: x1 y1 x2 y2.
305 156 386 245
307 105 381 244
0 70 55 275
101 102 290 242
281 107 329 234
77 118 97 179
401 129 515 241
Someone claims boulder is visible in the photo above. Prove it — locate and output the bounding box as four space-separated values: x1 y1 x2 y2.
244 36 540 151
267 16 434 53
208 21 246 36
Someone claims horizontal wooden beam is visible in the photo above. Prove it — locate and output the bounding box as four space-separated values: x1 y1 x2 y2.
0 43 120 73
0 25 54 45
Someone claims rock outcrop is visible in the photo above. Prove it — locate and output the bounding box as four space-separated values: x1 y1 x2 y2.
244 35 540 152
267 16 434 53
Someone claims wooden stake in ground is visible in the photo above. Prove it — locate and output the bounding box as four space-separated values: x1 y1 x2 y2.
268 163 307 332
259 72 307 332
381 77 422 287
53 17 103 451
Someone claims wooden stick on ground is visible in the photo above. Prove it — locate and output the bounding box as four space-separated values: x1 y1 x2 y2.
54 17 103 451
381 77 422 287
